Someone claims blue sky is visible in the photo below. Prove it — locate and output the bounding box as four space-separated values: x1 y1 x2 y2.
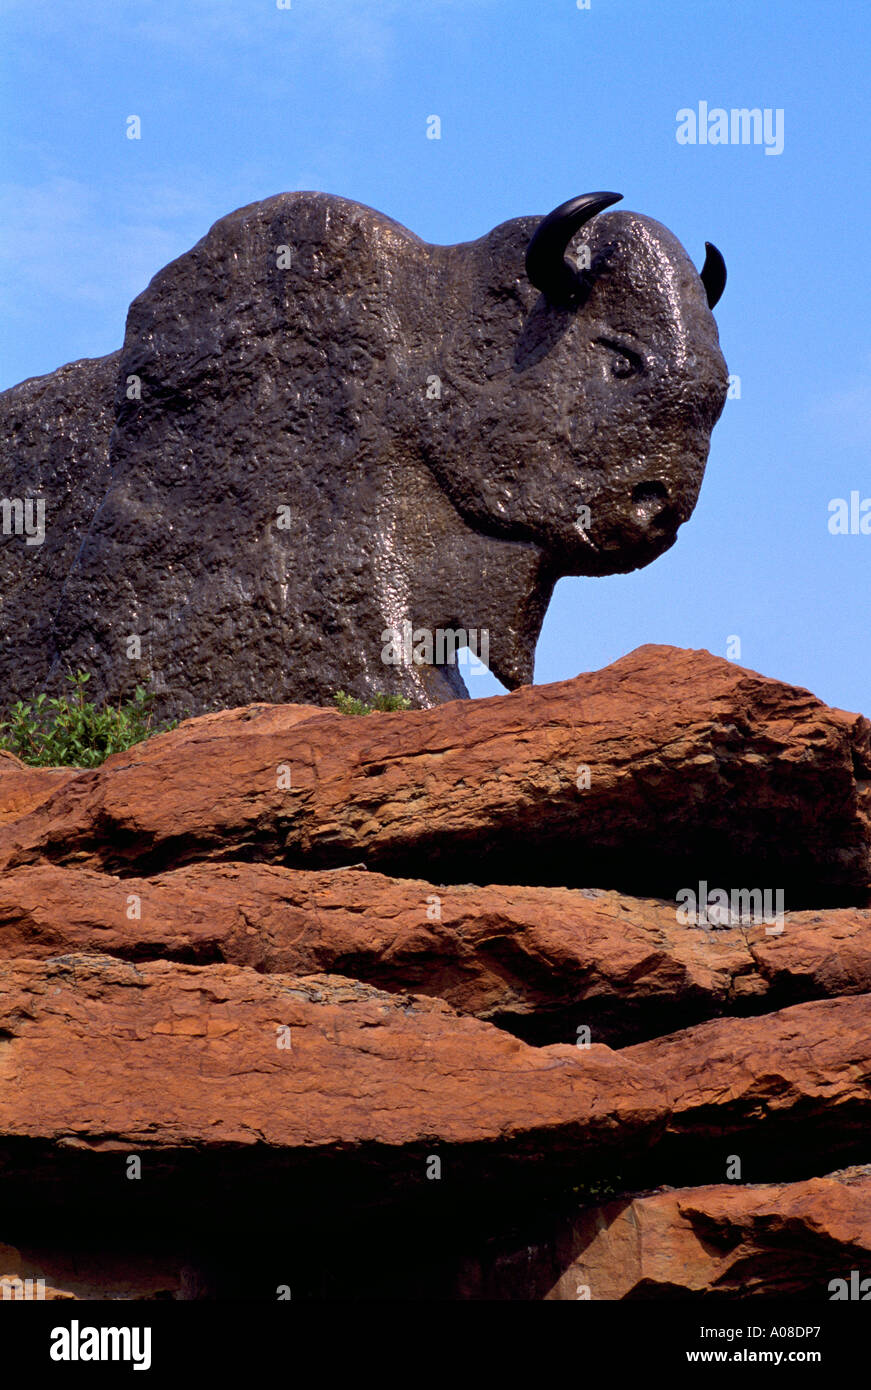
2 0 869 713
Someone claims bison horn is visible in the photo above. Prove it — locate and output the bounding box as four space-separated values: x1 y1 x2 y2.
700 241 726 308
525 192 623 306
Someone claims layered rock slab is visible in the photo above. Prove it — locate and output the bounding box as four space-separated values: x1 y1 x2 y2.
454 1168 871 1299
2 861 871 1046
550 1167 871 1301
0 646 868 901
0 647 869 1300
1 957 867 1207
625 993 871 1182
0 953 665 1224
0 750 77 827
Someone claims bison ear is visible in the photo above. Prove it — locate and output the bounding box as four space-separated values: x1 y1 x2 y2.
525 192 623 306
700 241 726 308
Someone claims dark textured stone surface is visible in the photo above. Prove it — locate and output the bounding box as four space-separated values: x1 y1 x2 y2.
0 194 727 717
0 353 120 697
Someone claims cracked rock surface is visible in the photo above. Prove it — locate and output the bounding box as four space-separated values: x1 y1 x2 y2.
0 645 869 1299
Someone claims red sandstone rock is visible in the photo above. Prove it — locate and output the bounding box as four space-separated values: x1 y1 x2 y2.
1 646 870 1302
0 749 77 827
541 1168 871 1300
625 993 871 1178
2 861 871 1045
0 953 664 1197
0 646 867 901
1 955 867 1205
748 909 871 1001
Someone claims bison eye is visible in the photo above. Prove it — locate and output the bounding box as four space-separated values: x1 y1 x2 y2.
595 337 644 379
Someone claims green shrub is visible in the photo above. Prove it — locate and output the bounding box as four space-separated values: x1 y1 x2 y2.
332 690 413 716
0 671 176 768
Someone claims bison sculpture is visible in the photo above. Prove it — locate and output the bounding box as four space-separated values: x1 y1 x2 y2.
0 191 728 716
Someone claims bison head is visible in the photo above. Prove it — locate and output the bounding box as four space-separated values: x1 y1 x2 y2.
418 192 728 579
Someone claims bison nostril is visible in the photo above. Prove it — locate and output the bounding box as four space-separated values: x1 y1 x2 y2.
631 480 679 537
632 481 669 508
